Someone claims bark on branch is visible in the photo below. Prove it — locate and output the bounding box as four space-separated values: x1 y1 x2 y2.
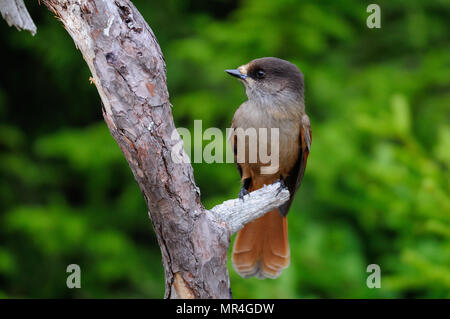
211 183 290 235
1 0 290 298
0 0 37 35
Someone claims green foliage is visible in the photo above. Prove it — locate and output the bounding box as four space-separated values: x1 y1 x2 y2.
0 0 448 298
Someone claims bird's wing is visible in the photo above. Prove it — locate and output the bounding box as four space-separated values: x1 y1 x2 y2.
278 114 311 216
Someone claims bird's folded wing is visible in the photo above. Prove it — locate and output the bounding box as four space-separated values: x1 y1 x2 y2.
278 114 311 216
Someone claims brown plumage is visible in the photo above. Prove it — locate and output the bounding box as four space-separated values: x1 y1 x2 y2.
226 57 311 279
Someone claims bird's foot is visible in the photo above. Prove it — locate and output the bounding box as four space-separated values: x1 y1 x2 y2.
275 178 288 196
238 187 250 200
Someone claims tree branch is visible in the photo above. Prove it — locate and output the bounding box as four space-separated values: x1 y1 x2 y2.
1 0 290 298
0 0 37 35
211 182 290 234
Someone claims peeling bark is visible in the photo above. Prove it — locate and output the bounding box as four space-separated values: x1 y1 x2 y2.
1 0 290 298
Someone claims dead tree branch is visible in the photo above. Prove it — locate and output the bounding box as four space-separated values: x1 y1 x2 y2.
1 0 289 298
0 0 36 35
211 183 290 235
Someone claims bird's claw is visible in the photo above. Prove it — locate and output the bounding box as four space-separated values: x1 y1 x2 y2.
239 187 250 200
275 179 288 196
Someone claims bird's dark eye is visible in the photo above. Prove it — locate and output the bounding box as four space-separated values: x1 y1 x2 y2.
255 69 265 79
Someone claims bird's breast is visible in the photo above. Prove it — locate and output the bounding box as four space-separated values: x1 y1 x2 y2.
231 102 301 176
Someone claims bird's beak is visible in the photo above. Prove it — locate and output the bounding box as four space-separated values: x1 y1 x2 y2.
225 69 247 80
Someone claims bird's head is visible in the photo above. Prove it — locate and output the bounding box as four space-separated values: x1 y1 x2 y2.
226 57 304 106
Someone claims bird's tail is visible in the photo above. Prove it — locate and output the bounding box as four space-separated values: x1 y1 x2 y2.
232 204 290 279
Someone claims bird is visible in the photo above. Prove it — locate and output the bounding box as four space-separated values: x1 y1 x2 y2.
226 57 311 279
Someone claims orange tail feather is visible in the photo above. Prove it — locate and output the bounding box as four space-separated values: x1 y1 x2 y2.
232 209 290 279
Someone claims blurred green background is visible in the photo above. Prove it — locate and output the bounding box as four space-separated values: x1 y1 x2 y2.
0 0 449 298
